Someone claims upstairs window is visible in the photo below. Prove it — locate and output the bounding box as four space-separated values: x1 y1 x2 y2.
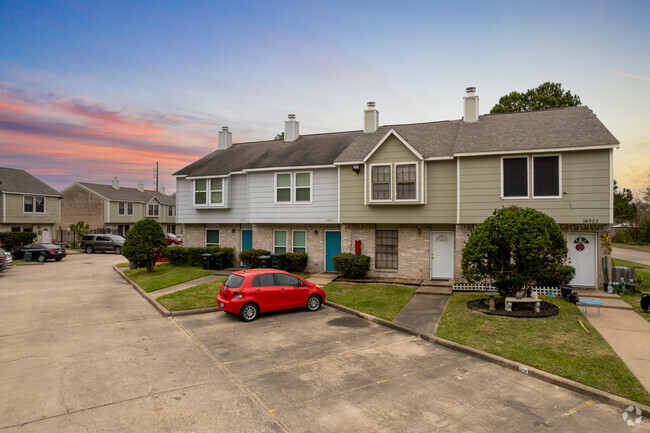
396 164 417 200
371 165 391 200
127 202 133 215
35 196 45 213
168 205 174 217
210 179 223 204
24 196 33 212
276 173 292 202
118 202 125 215
502 157 529 198
295 172 311 202
194 178 225 206
23 196 45 213
148 204 159 216
533 156 561 198
195 179 207 205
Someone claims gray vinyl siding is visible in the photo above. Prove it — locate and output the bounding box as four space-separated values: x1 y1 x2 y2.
176 175 249 224
2 193 61 224
340 159 457 224
249 168 338 224
459 149 611 224
0 194 3 223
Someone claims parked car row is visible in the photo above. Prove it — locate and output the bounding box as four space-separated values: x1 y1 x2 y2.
11 244 67 262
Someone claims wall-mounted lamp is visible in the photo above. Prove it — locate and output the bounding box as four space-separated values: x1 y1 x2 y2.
314 229 318 235
232 229 235 233
352 164 361 174
418 228 422 236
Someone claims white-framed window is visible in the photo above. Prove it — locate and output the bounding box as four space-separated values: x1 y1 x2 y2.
194 179 207 205
501 156 529 199
118 202 125 215
210 178 223 204
23 196 45 213
395 163 417 200
274 230 287 254
292 230 306 253
147 204 160 216
168 205 174 217
127 202 133 215
370 164 391 201
275 173 292 203
532 155 562 198
294 172 311 203
193 178 225 207
375 230 398 269
206 229 219 246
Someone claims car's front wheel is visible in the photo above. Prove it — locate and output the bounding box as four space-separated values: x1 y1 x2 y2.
239 303 259 322
306 294 322 311
170 241 177 246
86 246 94 254
37 254 47 263
115 246 122 255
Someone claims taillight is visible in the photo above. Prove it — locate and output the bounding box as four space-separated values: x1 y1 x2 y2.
48 250 56 253
232 289 243 299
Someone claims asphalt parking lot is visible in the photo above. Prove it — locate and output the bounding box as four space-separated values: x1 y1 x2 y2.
1 253 648 432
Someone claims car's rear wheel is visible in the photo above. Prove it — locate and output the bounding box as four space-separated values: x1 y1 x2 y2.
239 303 259 322
306 294 322 311
115 246 122 254
86 245 94 254
37 254 47 263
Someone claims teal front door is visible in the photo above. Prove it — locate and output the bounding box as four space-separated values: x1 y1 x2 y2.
241 230 253 266
325 231 341 272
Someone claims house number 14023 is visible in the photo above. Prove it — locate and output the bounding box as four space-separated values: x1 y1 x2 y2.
583 218 599 223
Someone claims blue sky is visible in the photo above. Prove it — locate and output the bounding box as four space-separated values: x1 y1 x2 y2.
1 0 648 194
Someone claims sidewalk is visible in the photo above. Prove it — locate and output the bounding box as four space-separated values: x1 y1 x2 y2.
393 286 451 334
612 247 650 266
576 288 650 394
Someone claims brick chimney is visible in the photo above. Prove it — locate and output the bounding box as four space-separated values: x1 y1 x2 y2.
285 114 299 142
463 87 479 123
364 102 378 133
111 176 119 190
218 126 233 150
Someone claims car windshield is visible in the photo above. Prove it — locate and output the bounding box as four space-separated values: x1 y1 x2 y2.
110 235 125 242
166 233 177 238
223 274 245 288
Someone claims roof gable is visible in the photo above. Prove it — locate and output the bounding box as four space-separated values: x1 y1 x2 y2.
362 129 423 163
0 167 62 196
76 182 175 205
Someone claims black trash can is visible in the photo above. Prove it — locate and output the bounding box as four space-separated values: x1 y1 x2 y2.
559 284 574 299
271 254 286 270
129 261 138 270
259 255 272 268
202 253 215 270
213 252 228 271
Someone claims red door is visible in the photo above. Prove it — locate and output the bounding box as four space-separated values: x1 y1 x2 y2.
251 273 280 312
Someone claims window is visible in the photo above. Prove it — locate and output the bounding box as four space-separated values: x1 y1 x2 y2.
292 230 306 253
35 197 44 213
396 164 417 200
533 156 560 197
23 196 33 212
276 173 291 202
371 165 391 200
224 274 245 288
118 202 125 215
375 230 398 269
206 229 219 246
23 196 45 213
127 203 133 215
275 273 302 286
168 205 174 217
195 179 207 205
253 273 275 287
295 172 311 202
274 230 287 254
148 204 159 216
210 179 223 204
502 157 528 198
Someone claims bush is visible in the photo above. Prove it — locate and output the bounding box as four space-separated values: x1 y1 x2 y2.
219 246 234 268
185 247 219 266
122 219 167 272
0 231 38 251
332 253 370 278
536 264 576 287
239 249 271 268
283 252 308 272
167 246 190 266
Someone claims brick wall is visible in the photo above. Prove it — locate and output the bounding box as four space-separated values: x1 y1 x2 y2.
453 224 474 281
183 224 206 248
58 184 106 234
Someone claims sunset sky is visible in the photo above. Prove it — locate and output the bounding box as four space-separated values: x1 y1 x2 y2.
1 0 648 195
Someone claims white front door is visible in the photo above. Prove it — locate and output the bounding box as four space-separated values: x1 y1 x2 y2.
42 227 51 243
430 231 453 279
567 234 596 287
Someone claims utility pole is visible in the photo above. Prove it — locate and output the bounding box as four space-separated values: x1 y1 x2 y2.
153 161 159 192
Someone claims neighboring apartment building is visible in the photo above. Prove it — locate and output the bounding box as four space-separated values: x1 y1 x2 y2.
0 167 63 243
174 88 619 288
59 177 178 241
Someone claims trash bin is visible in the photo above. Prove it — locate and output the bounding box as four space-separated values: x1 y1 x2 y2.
271 254 286 270
213 252 228 271
559 284 573 299
129 261 138 270
202 253 215 270
259 255 272 268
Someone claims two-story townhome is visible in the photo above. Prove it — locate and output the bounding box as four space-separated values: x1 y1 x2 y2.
0 167 63 244
59 177 177 240
175 88 619 288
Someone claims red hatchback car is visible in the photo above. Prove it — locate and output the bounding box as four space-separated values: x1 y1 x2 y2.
217 269 325 322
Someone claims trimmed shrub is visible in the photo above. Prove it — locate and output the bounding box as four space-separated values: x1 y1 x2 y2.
186 247 219 267
239 249 271 268
166 245 232 267
167 246 190 266
122 219 167 272
332 253 370 278
536 264 576 287
0 231 38 251
284 252 308 272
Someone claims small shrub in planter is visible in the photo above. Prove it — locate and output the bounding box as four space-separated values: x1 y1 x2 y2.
239 249 271 268
332 253 370 278
283 252 308 272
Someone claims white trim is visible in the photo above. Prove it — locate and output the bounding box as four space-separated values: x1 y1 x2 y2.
118 201 125 215
367 163 393 203
292 229 307 253
362 129 424 163
244 164 334 173
172 174 187 178
423 160 427 205
294 171 313 204
187 174 231 180
205 227 220 246
274 172 293 204
337 166 341 223
22 195 46 214
394 162 419 202
2 190 62 198
333 161 364 166
500 155 530 199
424 156 455 161
456 158 460 224
273 229 287 254
127 202 134 216
609 148 614 224
532 154 563 199
147 203 160 217
455 144 619 158
192 178 227 208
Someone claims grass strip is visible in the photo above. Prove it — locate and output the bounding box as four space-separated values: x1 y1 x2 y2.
116 262 130 268
435 293 650 405
323 282 417 322
156 278 227 311
123 263 214 293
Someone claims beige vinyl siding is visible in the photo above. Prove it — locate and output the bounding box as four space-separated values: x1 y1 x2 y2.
459 149 611 224
0 193 4 223
108 200 145 223
3 194 61 224
340 159 457 224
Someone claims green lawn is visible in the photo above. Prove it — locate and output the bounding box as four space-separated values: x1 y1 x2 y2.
435 293 650 405
613 243 650 253
611 258 650 284
156 278 226 311
123 263 214 293
116 262 130 268
618 292 650 324
323 282 417 321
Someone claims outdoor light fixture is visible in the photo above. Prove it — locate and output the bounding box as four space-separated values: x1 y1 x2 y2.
352 164 361 174
314 230 318 235
232 229 235 233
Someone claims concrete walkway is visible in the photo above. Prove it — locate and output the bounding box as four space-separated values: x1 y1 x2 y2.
393 287 450 334
612 246 650 266
306 272 339 288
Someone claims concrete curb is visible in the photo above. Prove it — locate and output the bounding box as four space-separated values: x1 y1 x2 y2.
323 299 650 417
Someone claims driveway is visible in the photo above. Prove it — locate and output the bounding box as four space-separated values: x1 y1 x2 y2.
1 254 648 432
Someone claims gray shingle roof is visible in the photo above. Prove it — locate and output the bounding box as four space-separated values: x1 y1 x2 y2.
0 167 62 196
77 183 175 205
176 106 619 176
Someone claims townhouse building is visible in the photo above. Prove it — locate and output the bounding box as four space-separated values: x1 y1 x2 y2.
174 88 619 288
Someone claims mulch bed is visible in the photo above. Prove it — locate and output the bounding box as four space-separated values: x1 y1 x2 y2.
467 297 560 318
